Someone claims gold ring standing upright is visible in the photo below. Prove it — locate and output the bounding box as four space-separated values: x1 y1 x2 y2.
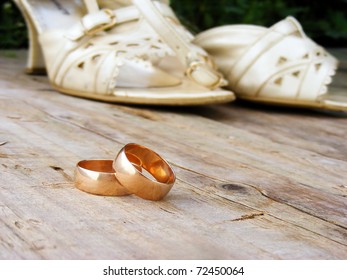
113 143 176 201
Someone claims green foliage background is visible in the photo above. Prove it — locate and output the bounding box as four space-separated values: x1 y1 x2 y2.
1 0 347 49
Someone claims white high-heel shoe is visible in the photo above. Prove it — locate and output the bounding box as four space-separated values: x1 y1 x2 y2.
195 17 347 111
14 0 235 105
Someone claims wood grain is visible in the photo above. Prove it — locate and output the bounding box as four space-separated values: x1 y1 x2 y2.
0 50 346 259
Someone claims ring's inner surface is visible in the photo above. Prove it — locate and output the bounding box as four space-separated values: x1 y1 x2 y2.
125 144 175 184
79 160 115 173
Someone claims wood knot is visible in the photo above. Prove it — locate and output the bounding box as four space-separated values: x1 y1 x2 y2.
220 183 247 193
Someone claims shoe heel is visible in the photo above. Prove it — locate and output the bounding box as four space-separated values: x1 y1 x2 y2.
25 17 46 74
14 0 46 74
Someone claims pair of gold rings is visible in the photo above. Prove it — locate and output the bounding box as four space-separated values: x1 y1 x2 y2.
74 143 176 201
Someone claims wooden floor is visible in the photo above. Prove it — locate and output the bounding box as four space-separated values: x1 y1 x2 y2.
0 50 347 260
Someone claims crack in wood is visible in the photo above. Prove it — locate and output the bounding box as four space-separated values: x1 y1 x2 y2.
49 166 63 172
48 166 72 181
159 207 175 215
231 212 265 222
117 107 163 121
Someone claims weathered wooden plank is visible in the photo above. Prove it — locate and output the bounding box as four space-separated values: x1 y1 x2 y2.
0 50 347 259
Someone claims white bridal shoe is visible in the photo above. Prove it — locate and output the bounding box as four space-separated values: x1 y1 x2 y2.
14 0 235 105
194 17 347 111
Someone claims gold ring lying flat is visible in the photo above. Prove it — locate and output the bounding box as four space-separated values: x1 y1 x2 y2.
113 143 176 201
75 159 131 196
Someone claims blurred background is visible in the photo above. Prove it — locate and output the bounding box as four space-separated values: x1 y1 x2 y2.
1 0 347 49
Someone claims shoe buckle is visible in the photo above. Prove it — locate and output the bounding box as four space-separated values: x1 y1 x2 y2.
186 60 228 90
85 9 117 36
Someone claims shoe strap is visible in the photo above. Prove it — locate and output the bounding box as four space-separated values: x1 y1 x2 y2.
229 17 309 89
133 0 226 89
66 2 174 40
84 0 100 13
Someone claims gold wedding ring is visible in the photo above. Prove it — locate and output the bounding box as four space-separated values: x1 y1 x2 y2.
75 159 131 196
74 144 175 200
113 143 176 201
